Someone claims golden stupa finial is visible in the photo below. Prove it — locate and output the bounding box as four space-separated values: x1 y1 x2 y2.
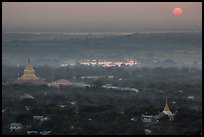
163 97 170 111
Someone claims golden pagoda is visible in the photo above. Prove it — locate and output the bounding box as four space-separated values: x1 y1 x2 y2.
15 59 45 84
163 99 170 112
18 59 39 80
162 98 174 121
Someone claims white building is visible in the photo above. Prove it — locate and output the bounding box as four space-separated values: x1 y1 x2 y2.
27 131 38 135
141 114 154 123
40 131 52 135
9 123 24 132
145 129 152 135
48 79 71 87
33 116 49 122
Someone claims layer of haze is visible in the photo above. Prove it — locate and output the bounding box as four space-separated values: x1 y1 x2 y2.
2 2 202 32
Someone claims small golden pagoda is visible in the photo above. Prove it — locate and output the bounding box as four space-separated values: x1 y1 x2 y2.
162 98 174 121
163 99 170 112
15 59 45 84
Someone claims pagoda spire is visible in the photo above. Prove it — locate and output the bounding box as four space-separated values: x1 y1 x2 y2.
163 97 170 112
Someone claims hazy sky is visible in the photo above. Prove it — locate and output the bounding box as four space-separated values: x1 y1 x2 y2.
2 2 202 32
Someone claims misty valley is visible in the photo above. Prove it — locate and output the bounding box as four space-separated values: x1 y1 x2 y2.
2 32 202 68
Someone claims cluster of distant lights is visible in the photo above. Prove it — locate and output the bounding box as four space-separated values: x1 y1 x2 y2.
61 59 138 67
81 60 137 67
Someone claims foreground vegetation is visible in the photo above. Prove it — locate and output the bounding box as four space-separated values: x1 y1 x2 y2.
2 66 202 135
2 85 202 135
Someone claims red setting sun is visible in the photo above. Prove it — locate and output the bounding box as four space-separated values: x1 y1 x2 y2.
172 8 183 15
